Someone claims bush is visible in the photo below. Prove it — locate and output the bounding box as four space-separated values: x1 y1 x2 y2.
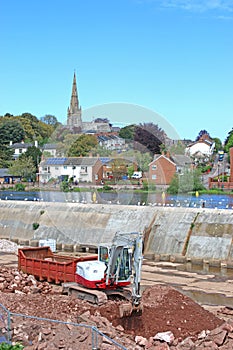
0 343 24 349
60 180 69 192
14 183 26 191
32 222 39 230
102 185 113 191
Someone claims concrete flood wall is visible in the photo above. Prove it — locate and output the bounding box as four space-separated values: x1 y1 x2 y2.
0 201 233 262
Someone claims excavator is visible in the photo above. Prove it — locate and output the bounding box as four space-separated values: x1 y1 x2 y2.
62 231 144 317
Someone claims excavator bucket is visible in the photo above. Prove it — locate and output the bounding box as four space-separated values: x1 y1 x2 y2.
119 303 143 318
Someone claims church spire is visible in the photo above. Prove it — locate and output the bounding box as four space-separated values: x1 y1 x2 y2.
70 72 79 114
67 72 82 129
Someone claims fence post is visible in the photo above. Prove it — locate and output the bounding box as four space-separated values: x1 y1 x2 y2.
0 303 12 344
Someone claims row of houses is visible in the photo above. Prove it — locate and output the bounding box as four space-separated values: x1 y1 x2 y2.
2 133 218 187
9 134 126 160
9 132 216 162
39 153 192 185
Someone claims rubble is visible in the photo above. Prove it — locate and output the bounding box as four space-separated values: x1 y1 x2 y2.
0 266 53 294
1 264 233 349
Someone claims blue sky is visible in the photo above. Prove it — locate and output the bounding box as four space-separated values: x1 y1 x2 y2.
0 0 232 142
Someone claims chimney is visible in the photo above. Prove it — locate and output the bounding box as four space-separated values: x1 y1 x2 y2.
9 141 13 146
35 140 38 147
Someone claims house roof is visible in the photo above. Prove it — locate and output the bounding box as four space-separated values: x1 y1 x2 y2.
186 139 214 148
0 168 12 177
41 158 68 166
43 143 57 150
171 155 192 166
149 154 176 166
10 142 33 149
63 157 100 166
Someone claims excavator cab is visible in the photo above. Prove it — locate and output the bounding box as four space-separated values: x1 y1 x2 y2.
98 244 132 282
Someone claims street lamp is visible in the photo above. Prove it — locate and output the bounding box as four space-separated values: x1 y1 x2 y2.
217 163 220 188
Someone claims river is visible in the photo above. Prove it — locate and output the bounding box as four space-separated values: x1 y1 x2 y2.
0 190 233 209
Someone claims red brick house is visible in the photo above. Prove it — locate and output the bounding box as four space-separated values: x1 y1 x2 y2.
148 155 176 185
148 154 192 185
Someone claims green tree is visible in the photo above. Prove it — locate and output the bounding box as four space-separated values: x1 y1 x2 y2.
40 114 59 126
224 128 233 153
0 148 14 168
168 140 186 155
9 156 36 181
213 137 222 153
167 169 204 194
0 118 25 145
68 134 98 156
119 124 136 140
24 146 42 168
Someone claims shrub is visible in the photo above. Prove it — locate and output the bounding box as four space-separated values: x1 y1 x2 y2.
14 183 26 191
32 222 39 230
0 343 24 349
60 180 69 192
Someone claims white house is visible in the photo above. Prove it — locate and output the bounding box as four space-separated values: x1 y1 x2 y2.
39 157 103 184
97 135 126 151
10 140 39 159
10 141 59 160
185 139 215 162
42 143 58 157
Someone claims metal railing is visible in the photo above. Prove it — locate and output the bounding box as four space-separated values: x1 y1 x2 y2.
0 303 127 349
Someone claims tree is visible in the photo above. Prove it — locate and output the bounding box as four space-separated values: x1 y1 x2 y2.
224 128 233 153
111 158 128 181
195 130 211 141
0 118 25 145
168 140 186 155
213 137 222 153
68 134 98 157
9 156 36 180
134 123 165 155
0 147 14 168
167 169 204 194
40 114 59 126
119 124 136 140
24 146 42 168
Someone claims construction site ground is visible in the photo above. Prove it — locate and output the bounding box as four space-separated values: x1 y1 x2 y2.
1 251 233 349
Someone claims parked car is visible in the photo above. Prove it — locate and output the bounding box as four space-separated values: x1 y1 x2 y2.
131 171 142 179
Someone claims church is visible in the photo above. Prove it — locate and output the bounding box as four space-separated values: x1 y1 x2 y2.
66 72 111 133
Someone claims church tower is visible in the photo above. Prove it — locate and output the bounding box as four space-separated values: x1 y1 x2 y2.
67 72 82 129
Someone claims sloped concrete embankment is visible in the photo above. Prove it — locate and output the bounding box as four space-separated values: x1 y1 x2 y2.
0 201 233 261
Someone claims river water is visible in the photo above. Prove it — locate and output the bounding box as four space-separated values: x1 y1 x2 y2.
0 190 233 209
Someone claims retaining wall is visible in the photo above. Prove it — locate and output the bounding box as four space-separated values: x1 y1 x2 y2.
0 200 233 261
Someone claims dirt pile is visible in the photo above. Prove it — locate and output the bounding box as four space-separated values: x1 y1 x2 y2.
1 265 233 349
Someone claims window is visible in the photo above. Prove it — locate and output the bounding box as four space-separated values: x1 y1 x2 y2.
63 166 67 170
152 175 157 180
81 166 87 173
152 165 157 170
